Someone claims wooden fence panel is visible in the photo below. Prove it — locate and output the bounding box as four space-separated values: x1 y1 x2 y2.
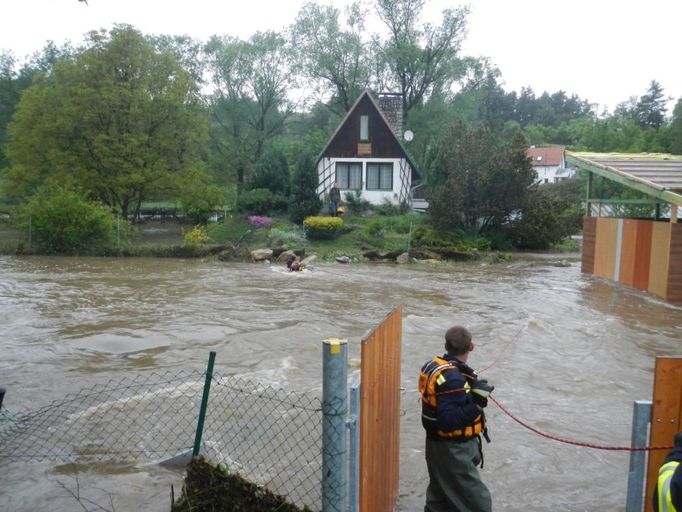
581 217 597 275
619 219 638 286
633 221 653 291
645 358 682 512
666 223 682 305
594 218 618 279
648 223 671 299
360 305 403 512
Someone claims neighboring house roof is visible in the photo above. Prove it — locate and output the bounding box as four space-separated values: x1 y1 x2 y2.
316 89 423 180
527 146 565 167
567 152 682 207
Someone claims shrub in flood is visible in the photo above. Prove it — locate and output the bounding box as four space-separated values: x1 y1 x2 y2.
17 183 126 255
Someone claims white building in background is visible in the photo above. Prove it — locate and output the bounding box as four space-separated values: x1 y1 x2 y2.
528 146 575 184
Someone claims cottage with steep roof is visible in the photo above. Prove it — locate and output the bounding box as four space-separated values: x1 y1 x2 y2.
316 90 422 209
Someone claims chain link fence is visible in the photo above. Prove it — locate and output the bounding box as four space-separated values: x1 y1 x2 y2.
0 367 324 510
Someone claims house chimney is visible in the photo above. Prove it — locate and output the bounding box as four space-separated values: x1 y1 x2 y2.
378 93 404 140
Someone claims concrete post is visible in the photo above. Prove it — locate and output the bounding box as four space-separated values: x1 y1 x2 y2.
626 400 652 512
322 338 348 512
347 379 360 512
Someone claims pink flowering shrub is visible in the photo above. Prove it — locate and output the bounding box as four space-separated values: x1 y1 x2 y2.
248 215 273 229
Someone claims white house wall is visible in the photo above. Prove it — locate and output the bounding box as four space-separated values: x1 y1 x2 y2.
317 157 411 205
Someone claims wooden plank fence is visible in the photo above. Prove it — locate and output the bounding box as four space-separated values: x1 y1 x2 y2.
359 305 402 512
645 357 682 512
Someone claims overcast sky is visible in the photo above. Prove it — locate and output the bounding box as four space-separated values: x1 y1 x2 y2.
1 0 680 114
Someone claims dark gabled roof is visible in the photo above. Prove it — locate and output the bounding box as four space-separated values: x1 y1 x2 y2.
567 152 682 207
316 89 422 179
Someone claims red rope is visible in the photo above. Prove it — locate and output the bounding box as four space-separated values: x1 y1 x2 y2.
489 395 673 451
478 324 525 374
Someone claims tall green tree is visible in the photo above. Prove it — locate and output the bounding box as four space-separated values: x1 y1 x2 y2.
4 26 206 218
291 1 371 114
248 146 290 196
289 150 322 224
635 80 668 129
0 43 72 173
374 0 469 118
668 98 682 155
429 122 535 234
205 31 295 183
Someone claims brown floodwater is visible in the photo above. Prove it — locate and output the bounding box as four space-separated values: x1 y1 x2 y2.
0 254 680 511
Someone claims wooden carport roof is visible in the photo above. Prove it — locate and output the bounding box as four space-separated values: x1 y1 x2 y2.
566 152 682 207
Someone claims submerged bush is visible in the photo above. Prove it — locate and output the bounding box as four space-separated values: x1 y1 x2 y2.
17 184 126 255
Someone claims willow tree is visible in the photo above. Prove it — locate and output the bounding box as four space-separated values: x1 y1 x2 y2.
204 30 295 186
3 25 206 218
374 0 470 119
290 1 371 114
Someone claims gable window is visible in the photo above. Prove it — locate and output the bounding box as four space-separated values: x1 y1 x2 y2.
336 162 362 189
360 115 369 141
366 163 393 191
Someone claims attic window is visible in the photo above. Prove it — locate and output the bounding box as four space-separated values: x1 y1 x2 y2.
360 115 369 141
537 156 543 161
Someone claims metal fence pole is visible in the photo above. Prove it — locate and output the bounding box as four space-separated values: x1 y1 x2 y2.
626 400 652 512
192 351 216 457
347 379 360 512
322 338 348 512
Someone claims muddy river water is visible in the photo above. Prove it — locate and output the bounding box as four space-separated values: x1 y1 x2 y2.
0 254 680 511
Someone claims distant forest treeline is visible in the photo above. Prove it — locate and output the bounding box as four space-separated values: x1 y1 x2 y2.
1 0 681 216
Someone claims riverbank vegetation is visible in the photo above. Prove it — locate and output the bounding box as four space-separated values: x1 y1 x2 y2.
1 0 677 258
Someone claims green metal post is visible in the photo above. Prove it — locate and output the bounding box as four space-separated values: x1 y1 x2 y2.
192 351 216 457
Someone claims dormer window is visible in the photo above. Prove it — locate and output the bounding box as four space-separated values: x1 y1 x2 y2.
360 115 369 141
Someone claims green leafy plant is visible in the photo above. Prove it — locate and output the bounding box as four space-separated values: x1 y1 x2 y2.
17 184 125 255
343 190 371 213
182 225 210 249
237 188 288 215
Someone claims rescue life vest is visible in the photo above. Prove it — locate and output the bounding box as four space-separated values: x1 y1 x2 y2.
419 356 485 439
658 460 680 512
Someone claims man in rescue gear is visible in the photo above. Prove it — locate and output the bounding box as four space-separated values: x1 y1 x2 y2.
654 431 682 511
419 325 494 512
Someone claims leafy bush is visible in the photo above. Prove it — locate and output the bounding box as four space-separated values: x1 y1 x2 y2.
412 225 490 252
17 184 125 255
182 225 210 249
178 167 224 225
268 226 307 248
343 190 371 213
303 216 343 240
373 199 408 216
508 188 582 250
237 188 289 215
